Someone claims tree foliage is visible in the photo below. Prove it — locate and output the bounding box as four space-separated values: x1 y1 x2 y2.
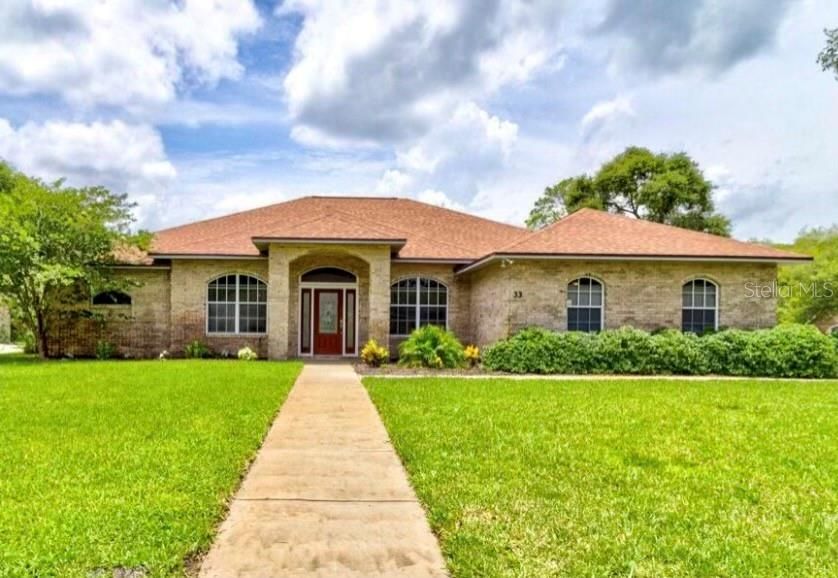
526 146 731 236
0 161 146 357
817 28 838 79
776 226 838 326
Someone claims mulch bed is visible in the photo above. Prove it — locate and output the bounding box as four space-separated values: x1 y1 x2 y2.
353 363 501 376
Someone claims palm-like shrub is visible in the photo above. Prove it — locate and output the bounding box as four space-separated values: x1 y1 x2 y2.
398 325 465 369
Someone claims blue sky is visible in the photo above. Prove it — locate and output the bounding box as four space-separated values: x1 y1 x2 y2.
0 0 836 241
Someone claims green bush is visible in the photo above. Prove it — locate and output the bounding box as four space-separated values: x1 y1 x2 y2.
20 331 37 354
483 324 837 378
398 325 465 369
184 340 212 359
95 339 116 360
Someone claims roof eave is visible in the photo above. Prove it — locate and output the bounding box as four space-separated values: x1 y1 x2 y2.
456 252 813 275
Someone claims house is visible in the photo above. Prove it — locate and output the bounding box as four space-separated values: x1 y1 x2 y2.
50 196 810 359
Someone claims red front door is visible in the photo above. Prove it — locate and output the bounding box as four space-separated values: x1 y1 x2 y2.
314 289 343 355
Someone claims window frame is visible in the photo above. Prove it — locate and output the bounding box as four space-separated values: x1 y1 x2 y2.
389 277 449 337
681 278 719 334
90 290 133 307
566 276 605 332
206 273 268 336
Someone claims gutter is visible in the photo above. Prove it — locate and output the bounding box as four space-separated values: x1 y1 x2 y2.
455 252 814 275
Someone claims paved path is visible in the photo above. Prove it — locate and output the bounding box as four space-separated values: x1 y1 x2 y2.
199 363 448 578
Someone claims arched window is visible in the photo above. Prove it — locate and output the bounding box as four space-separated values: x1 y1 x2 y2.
390 277 448 336
682 279 718 334
92 290 132 305
207 274 267 334
567 277 603 332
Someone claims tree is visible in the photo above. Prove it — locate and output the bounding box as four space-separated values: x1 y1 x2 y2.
817 28 838 79
0 162 146 357
526 147 731 236
776 227 838 327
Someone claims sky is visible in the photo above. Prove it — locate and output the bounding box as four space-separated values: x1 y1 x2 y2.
0 0 836 242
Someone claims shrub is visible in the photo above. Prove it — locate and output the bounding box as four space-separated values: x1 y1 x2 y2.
464 344 481 368
361 339 389 367
95 340 116 360
483 327 595 374
483 324 837 378
184 340 211 359
237 346 258 361
398 325 465 369
20 331 37 354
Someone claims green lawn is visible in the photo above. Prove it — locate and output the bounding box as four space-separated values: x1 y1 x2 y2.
365 377 838 578
0 355 301 578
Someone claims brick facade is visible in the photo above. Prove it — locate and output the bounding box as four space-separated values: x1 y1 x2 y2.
50 251 783 358
467 259 778 346
389 262 471 352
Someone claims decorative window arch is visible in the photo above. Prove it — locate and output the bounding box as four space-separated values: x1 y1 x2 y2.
92 290 132 306
207 274 267 334
567 276 604 332
390 277 448 336
682 278 718 334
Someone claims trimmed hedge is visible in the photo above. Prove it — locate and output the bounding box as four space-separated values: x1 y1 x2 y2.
483 325 838 379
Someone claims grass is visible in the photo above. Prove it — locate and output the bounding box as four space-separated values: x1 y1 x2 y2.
365 377 838 578
0 354 301 578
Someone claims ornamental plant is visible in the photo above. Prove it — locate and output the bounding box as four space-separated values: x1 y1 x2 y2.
184 340 211 359
398 325 465 369
237 346 258 361
464 344 481 368
361 339 389 367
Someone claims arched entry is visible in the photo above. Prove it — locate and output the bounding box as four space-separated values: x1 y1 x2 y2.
299 267 358 356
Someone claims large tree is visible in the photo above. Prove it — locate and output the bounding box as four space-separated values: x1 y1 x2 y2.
817 28 838 79
0 162 146 357
777 226 838 327
526 147 731 236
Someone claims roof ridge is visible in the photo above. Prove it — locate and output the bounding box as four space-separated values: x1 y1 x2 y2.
397 198 528 232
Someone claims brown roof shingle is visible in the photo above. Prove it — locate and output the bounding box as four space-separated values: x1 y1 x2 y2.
490 208 810 261
147 197 810 264
151 196 528 260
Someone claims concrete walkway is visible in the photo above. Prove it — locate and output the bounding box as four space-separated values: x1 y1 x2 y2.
199 363 448 578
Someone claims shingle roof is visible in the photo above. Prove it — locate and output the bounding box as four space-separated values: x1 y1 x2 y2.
151 196 528 260
148 197 809 264
487 208 810 261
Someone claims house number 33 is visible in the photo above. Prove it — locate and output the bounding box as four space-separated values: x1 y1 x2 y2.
513 290 523 299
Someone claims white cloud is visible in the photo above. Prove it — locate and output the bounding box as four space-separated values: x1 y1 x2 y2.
0 0 261 110
0 118 176 225
374 102 519 206
580 96 635 139
279 0 564 143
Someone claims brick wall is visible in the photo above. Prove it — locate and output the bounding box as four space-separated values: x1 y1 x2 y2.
467 259 779 347
169 259 270 357
389 262 471 351
51 268 171 358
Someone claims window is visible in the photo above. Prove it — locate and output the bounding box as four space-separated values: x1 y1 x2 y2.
682 279 718 334
92 290 132 306
390 277 448 335
567 277 603 332
207 274 267 334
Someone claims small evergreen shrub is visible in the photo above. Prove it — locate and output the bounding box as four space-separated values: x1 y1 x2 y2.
361 339 389 367
483 324 837 378
237 346 258 361
184 340 212 359
95 340 116 360
398 325 465 369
